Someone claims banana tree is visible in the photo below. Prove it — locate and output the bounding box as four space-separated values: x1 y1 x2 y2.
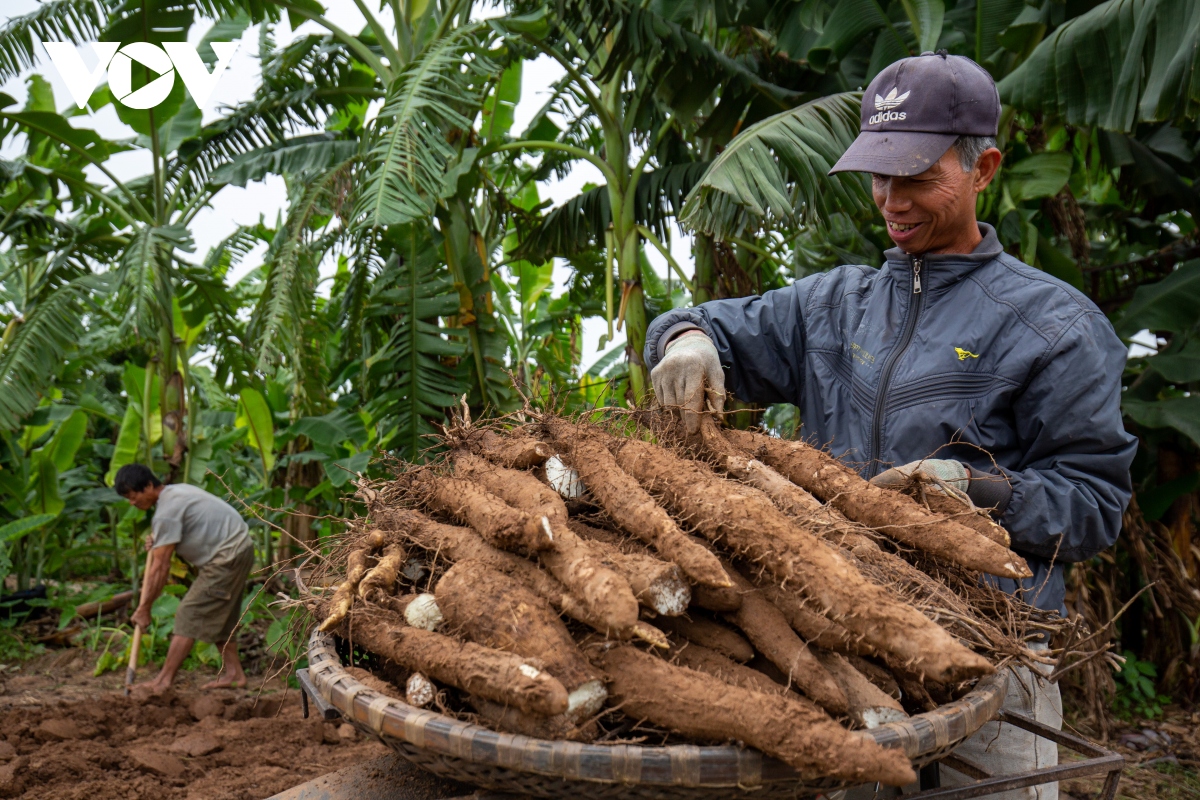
0 402 90 589
0 1 289 480
204 0 521 437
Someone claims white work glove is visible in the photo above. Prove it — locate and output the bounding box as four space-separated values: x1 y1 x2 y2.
871 459 970 495
650 332 725 433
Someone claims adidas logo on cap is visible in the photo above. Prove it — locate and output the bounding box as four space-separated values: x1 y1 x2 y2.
868 88 910 125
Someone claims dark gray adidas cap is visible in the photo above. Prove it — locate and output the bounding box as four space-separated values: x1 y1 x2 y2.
829 52 1000 177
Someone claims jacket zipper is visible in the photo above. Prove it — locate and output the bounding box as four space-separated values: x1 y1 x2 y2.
867 255 925 477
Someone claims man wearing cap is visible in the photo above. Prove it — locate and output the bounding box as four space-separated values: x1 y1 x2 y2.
646 53 1135 797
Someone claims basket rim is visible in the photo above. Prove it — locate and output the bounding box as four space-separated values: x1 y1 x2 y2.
306 628 1007 788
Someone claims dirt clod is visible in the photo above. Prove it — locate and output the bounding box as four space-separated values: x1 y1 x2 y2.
168 732 222 757
129 748 187 778
187 695 225 719
2 648 390 800
35 719 85 741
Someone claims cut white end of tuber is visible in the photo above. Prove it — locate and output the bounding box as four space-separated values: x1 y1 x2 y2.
545 456 585 499
404 594 444 631
566 679 607 718
406 673 435 707
859 707 909 729
647 578 691 616
541 516 554 542
517 663 542 680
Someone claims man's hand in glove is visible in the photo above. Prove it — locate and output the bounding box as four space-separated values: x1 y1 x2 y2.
650 331 725 433
871 459 970 494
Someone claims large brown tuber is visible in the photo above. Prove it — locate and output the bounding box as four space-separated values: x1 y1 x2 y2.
724 429 1030 578
815 650 907 728
614 435 994 683
370 507 668 648
721 565 848 715
435 559 607 717
470 429 554 469
332 604 569 716
414 472 552 555
452 453 640 632
567 521 691 615
669 642 788 696
595 646 916 786
760 584 880 659
656 613 755 663
544 419 730 588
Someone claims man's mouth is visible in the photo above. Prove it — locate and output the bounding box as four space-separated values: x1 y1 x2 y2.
887 221 921 233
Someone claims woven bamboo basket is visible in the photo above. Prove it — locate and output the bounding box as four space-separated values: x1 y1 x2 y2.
306 629 1008 799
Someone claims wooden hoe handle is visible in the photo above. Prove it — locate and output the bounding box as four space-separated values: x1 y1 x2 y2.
124 625 143 696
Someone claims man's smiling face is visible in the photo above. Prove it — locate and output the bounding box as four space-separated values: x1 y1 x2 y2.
871 145 1001 255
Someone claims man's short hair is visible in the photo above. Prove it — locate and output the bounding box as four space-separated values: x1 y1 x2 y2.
952 135 997 171
114 463 161 497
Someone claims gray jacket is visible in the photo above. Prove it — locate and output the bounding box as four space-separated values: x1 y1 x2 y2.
645 224 1137 613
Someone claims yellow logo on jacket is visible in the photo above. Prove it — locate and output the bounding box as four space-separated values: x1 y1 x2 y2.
955 347 980 361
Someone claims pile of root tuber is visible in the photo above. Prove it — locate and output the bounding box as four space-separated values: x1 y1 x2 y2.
303 410 1070 788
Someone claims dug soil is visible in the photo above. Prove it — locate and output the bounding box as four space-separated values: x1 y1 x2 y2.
0 647 390 799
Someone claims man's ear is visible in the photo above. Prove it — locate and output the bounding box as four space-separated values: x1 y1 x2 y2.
973 148 1002 192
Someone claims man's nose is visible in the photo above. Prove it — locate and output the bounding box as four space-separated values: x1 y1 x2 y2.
880 183 913 213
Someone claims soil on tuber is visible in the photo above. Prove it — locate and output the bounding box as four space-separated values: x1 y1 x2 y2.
414 472 552 555
720 564 848 715
434 559 601 701
332 603 569 717
595 645 916 786
655 613 755 663
614 434 993 683
723 429 1029 579
452 453 639 632
543 419 730 589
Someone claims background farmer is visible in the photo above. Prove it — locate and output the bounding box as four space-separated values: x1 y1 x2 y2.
646 52 1136 797
115 464 255 693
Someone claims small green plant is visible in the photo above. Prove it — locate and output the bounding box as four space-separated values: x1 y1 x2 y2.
0 623 44 663
1113 650 1172 720
92 585 187 677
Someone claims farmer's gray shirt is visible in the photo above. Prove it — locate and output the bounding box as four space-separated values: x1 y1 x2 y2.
152 484 250 567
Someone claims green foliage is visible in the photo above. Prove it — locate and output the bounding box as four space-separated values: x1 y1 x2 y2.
999 0 1200 131
680 94 871 239
1113 651 1172 719
0 276 101 431
365 228 466 458
236 387 276 478
355 24 498 227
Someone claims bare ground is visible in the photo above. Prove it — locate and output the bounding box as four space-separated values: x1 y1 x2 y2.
0 647 390 800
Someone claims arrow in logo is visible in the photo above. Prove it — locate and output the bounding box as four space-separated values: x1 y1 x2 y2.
40 40 240 110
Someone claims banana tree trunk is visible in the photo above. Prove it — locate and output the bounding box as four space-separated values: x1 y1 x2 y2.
693 234 716 305
282 444 321 565
161 369 186 480
614 226 648 400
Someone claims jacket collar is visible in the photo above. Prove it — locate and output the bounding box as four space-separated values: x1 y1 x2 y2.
883 223 1004 292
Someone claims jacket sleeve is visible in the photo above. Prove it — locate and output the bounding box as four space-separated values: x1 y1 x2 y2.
643 282 810 405
986 310 1136 563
